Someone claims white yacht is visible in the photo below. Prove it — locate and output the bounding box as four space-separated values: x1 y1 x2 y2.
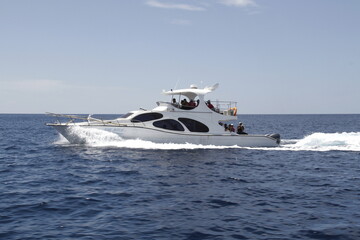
47 84 280 147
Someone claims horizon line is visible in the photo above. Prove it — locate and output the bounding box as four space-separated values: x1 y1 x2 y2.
1 112 359 115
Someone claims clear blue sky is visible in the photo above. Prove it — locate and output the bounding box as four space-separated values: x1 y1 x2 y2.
1 0 359 114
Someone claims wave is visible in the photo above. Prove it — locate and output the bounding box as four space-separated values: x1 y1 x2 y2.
54 127 360 152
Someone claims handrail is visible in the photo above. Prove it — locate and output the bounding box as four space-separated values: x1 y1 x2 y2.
46 112 128 127
209 100 237 116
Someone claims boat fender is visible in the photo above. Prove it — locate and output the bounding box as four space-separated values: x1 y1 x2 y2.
229 107 237 116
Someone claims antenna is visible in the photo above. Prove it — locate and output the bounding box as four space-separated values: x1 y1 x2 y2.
174 78 180 90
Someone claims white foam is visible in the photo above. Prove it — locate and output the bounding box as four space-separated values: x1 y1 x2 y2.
54 134 70 145
54 127 360 152
279 132 360 152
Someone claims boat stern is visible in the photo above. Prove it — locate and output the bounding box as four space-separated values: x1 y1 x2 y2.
267 133 281 145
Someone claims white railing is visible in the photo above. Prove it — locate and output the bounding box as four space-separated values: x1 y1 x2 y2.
211 100 238 116
46 112 128 127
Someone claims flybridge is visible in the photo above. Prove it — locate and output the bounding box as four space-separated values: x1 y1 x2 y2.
161 83 237 116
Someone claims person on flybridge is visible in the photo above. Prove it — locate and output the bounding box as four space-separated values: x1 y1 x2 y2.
206 100 215 111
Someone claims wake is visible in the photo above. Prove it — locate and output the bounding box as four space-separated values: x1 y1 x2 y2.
54 127 360 152
278 132 360 152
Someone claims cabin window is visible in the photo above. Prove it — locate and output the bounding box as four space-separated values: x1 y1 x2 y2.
131 113 163 123
153 119 185 131
178 118 209 132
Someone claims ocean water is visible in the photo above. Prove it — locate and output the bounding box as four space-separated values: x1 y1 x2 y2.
1 114 360 240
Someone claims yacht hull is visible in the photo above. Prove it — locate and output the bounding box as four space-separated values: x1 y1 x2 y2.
49 124 280 147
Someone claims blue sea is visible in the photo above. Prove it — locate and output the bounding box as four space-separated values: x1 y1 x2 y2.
1 114 360 240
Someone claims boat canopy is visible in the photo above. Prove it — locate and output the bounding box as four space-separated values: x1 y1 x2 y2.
162 83 219 100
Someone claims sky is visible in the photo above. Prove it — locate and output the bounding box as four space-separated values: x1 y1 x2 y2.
0 0 359 114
